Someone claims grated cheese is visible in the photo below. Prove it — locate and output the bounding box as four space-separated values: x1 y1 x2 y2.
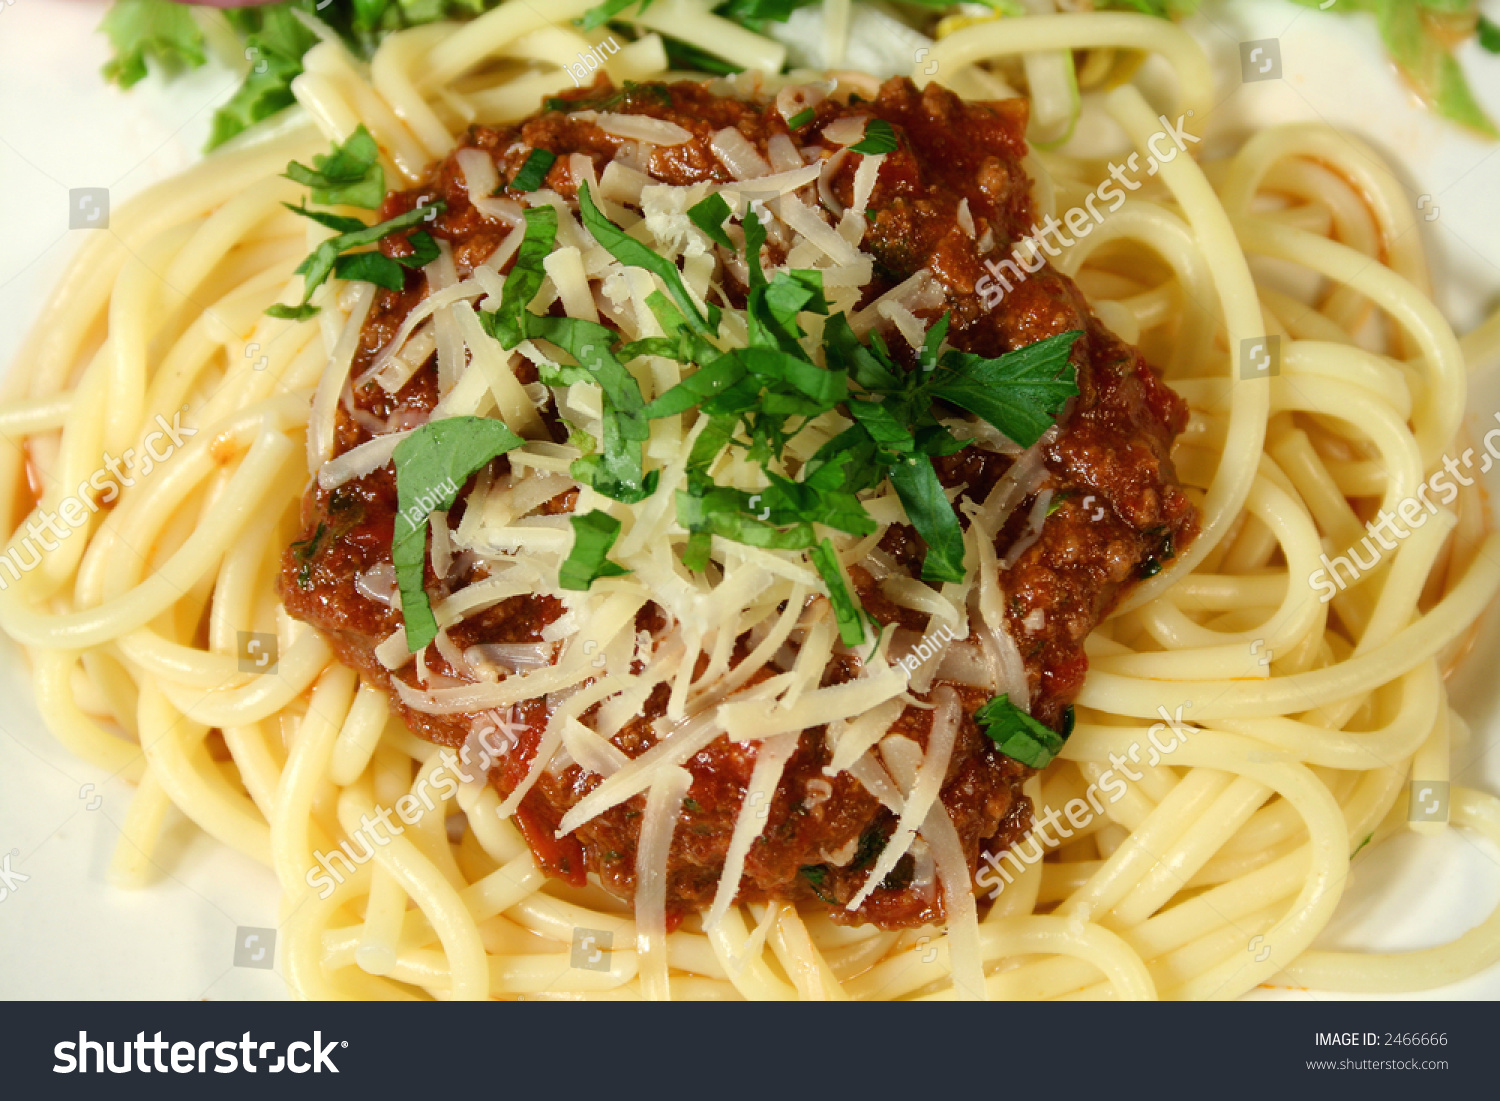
847 688 961 911
598 112 693 146
705 730 798 929
636 766 693 1000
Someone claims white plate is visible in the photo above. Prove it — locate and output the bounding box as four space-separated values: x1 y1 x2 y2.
1 0 1498 1000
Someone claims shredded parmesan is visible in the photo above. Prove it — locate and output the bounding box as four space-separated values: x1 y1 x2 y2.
317 427 413 490
922 794 988 1000
1000 489 1054 569
710 127 772 180
850 152 884 214
826 697 906 775
848 688 961 910
307 282 375 469
822 115 868 146
719 668 906 742
598 112 693 146
849 269 943 334
637 766 693 1000
705 731 798 929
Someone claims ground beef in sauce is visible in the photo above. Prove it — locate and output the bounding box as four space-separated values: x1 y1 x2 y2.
278 77 1198 928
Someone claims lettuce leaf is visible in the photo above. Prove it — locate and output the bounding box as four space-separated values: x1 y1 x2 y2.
98 0 206 88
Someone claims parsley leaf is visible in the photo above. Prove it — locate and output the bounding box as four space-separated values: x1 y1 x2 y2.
560 511 630 589
579 0 652 30
974 695 1073 768
482 205 558 348
331 250 407 291
577 182 720 335
716 0 820 32
850 118 898 155
687 192 734 248
888 457 966 584
476 208 658 504
267 202 445 320
815 315 1078 585
929 330 1081 448
283 125 385 209
329 232 435 289
661 36 743 75
392 417 524 652
525 315 659 504
509 148 557 193
810 538 867 646
799 863 836 903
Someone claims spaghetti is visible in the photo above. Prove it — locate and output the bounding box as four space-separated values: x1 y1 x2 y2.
3 5 1498 1000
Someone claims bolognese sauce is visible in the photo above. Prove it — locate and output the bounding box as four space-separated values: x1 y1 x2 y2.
279 76 1197 928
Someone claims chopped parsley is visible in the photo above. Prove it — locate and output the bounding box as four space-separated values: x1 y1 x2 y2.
578 0 652 30
686 192 734 249
850 118 897 155
283 124 384 209
851 826 886 870
813 313 1079 584
578 182 720 335
391 417 524 652
526 314 659 504
479 210 658 506
267 201 442 320
466 176 1078 650
810 538 867 646
660 37 743 75
798 864 836 903
559 510 630 590
716 0 820 32
974 695 1074 769
483 206 558 349
288 522 327 590
546 81 674 114
508 148 556 193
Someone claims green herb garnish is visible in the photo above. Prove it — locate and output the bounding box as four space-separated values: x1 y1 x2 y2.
392 416 524 651
810 538 866 646
785 107 815 129
284 125 384 209
559 510 630 590
850 118 897 155
509 148 556 193
577 182 720 335
268 201 444 320
799 864 836 903
974 695 1073 769
484 205 557 349
687 192 734 248
578 0 652 30
289 521 328 590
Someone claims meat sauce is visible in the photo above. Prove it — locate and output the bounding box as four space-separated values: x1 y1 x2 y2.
278 77 1198 927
